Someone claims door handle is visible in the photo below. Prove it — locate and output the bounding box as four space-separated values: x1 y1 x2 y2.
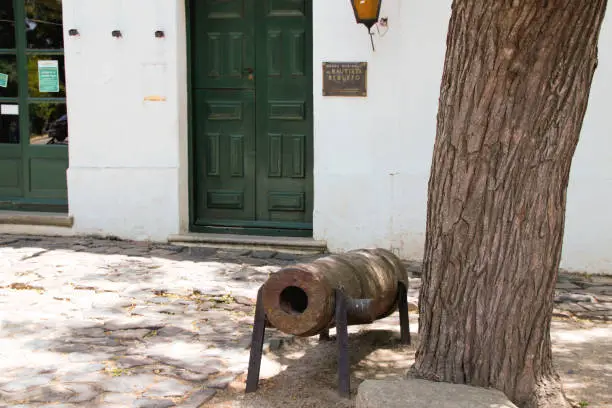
243 67 254 80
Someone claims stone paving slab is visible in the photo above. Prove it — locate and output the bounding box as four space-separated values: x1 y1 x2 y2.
356 379 518 408
0 235 305 406
0 234 609 406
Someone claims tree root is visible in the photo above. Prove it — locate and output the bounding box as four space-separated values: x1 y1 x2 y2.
524 377 571 408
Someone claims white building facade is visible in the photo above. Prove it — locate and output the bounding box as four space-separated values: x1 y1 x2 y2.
1 1 611 275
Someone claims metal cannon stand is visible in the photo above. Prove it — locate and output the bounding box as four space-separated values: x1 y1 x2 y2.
245 282 411 398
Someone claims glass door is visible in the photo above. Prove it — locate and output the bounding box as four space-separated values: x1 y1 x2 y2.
0 0 22 199
0 0 67 212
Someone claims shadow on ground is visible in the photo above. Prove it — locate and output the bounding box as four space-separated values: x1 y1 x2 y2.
551 320 612 408
207 326 417 408
0 235 609 407
0 235 321 267
0 290 269 405
207 319 612 408
0 233 299 406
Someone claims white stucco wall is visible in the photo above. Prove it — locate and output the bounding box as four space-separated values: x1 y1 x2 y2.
62 0 612 274
312 0 450 260
63 0 187 241
563 15 612 274
312 0 612 274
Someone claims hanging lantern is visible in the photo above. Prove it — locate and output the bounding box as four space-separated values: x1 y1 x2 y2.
350 0 383 50
351 0 382 30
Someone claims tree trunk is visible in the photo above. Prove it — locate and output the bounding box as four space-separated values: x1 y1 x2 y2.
412 2 607 408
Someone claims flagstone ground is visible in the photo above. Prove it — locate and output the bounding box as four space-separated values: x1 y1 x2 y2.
0 235 609 407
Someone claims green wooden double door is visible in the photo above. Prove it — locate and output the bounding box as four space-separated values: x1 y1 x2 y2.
0 0 68 212
190 0 314 236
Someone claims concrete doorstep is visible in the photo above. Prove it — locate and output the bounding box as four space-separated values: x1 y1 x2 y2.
356 379 518 408
0 210 73 227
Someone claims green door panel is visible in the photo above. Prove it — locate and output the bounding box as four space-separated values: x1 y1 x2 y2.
0 147 23 197
190 0 313 235
193 89 256 224
27 145 68 199
255 0 313 227
192 0 255 90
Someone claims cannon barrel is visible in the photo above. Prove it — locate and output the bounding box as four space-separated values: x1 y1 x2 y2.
261 248 407 337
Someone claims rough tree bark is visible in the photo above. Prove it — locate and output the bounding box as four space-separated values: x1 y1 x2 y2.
412 2 607 408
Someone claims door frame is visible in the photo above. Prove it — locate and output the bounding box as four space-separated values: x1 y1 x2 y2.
185 0 314 237
0 0 69 213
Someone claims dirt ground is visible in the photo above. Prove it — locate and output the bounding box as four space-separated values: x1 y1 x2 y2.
206 316 611 408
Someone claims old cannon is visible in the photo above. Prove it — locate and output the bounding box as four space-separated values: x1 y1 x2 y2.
246 248 411 397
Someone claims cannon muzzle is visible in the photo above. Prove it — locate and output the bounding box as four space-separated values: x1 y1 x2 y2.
261 248 408 337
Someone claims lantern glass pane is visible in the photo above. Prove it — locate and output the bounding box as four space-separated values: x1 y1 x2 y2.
353 0 380 21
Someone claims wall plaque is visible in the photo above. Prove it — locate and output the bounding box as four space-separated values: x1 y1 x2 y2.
322 62 367 97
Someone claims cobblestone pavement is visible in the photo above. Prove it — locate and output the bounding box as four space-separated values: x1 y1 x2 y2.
0 235 610 407
553 272 612 321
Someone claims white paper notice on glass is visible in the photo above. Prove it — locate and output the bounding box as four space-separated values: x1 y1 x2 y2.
1 104 19 115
